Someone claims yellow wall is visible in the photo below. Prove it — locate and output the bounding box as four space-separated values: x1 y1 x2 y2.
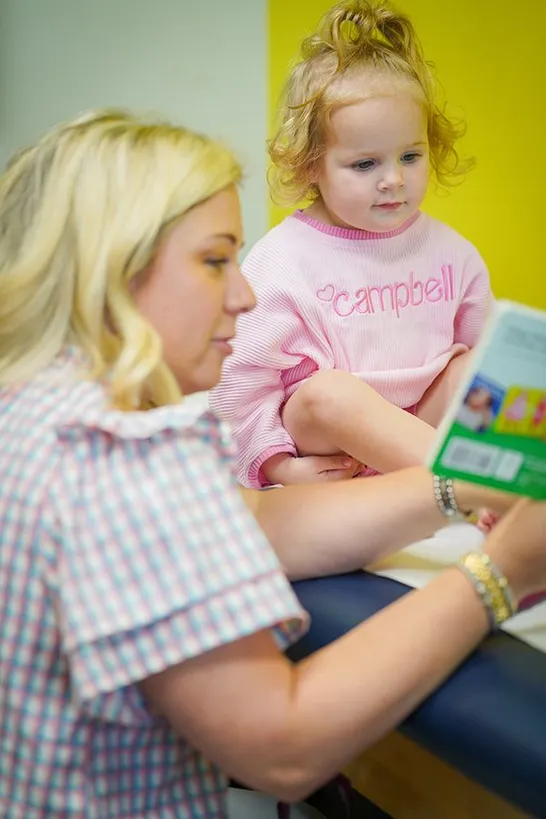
268 0 546 309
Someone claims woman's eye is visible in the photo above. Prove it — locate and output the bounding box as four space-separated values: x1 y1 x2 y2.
205 257 229 271
351 159 376 172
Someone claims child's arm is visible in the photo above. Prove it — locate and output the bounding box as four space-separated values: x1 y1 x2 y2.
454 250 493 348
417 251 492 428
210 268 335 488
210 324 297 487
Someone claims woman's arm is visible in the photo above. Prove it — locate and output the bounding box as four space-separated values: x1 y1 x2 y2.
140 500 545 804
142 567 488 803
143 497 546 803
241 466 515 580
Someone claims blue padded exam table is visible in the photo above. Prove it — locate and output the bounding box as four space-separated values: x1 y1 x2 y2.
289 571 546 818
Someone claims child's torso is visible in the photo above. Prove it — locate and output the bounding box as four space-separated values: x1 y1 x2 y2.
241 212 486 408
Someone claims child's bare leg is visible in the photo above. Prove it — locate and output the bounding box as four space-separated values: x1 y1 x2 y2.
417 351 472 427
282 370 436 474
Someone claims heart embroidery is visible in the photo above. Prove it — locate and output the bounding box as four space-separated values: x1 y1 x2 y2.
316 284 334 302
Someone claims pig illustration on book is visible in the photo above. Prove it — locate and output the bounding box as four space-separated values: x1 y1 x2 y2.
504 391 529 423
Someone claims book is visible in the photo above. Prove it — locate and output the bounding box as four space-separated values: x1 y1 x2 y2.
428 300 546 499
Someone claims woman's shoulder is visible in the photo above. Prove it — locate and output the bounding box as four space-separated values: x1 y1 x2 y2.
40 355 240 497
60 388 219 442
22 349 231 453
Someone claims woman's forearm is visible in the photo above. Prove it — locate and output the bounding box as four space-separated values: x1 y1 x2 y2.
243 467 515 580
147 564 489 802
142 495 539 803
244 467 443 578
273 566 489 798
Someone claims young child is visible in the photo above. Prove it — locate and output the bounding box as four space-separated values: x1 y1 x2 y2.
211 0 492 494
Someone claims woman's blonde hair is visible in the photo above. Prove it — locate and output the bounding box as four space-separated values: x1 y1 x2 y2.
269 0 474 205
0 109 241 409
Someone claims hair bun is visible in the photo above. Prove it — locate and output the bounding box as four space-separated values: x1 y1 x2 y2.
313 0 421 71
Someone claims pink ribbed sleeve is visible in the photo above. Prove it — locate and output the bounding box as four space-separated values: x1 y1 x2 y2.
454 249 494 347
210 244 334 487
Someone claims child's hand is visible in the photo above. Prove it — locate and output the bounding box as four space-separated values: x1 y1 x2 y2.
475 508 501 533
262 453 361 485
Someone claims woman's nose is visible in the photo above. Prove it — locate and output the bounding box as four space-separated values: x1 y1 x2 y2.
225 265 256 316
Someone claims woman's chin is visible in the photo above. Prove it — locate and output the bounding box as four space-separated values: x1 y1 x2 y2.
178 366 223 396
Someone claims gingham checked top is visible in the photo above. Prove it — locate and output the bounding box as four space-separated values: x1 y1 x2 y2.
0 348 308 818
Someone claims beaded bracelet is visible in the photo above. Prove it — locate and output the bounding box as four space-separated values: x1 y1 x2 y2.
432 475 466 521
456 552 518 630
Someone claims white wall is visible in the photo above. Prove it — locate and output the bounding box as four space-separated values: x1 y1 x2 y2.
0 0 268 249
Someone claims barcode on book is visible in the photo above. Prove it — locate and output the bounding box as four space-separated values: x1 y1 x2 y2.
494 450 523 482
441 437 501 477
441 437 524 482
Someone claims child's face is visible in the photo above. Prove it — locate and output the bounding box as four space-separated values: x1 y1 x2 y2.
314 90 429 232
467 388 491 410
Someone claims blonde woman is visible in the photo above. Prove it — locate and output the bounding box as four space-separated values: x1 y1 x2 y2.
0 109 544 819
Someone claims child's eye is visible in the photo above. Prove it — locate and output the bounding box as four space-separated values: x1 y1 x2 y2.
351 159 376 172
401 152 422 164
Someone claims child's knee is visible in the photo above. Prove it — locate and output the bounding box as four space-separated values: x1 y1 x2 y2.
289 370 356 425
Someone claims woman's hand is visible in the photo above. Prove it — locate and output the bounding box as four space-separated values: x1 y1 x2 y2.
481 499 546 601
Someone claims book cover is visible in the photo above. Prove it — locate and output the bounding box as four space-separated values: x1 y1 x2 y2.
428 301 546 499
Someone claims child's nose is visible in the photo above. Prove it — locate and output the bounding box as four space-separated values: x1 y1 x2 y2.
378 165 404 190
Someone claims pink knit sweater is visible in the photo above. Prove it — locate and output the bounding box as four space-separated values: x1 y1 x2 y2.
210 210 491 487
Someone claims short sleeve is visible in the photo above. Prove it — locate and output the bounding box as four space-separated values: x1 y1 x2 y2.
454 247 493 347
49 404 308 719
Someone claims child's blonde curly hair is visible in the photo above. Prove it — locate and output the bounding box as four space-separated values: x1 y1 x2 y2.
269 0 473 206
